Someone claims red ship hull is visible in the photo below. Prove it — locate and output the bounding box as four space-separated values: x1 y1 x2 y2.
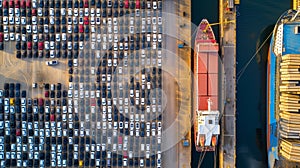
193 19 219 152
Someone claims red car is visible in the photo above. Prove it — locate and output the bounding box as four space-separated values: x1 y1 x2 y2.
44 91 49 97
136 0 140 9
0 33 3 42
90 98 96 106
16 129 21 136
124 0 129 9
27 42 32 50
50 114 55 121
124 0 129 8
14 0 20 8
26 0 31 8
32 9 37 16
20 0 26 8
84 17 89 25
9 0 14 7
79 25 84 33
38 42 44 50
3 0 8 8
84 0 89 8
38 98 44 106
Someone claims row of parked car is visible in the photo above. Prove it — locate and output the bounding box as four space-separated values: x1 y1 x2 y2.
0 0 162 10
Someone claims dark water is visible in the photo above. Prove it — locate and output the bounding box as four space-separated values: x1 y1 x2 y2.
191 0 290 167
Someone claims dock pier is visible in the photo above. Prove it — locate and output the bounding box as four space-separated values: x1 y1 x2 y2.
219 0 238 167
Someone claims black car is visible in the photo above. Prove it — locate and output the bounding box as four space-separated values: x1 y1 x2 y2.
102 9 107 17
74 0 79 7
62 0 66 8
21 90 26 98
16 42 21 50
55 1 60 8
49 25 55 33
79 0 84 8
56 91 61 98
62 51 67 58
63 90 68 97
57 83 61 90
44 9 49 16
45 0 49 8
27 9 32 17
62 26 67 33
68 60 73 67
69 75 73 82
62 17 66 24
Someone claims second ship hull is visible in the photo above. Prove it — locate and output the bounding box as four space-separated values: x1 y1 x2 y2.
267 9 300 168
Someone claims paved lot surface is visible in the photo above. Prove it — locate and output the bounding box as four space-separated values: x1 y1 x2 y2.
163 0 191 167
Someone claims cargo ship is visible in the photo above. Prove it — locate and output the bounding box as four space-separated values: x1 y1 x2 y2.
193 19 220 152
267 8 300 167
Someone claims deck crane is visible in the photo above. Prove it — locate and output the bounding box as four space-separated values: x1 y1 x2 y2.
203 20 235 33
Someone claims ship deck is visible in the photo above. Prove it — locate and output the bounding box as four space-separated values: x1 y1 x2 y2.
277 54 300 164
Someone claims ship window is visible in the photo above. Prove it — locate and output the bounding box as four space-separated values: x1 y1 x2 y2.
208 120 213 124
294 26 300 34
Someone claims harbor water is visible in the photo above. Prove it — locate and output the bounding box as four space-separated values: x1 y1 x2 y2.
191 0 290 167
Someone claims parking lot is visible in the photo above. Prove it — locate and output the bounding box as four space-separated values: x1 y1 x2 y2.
0 0 164 167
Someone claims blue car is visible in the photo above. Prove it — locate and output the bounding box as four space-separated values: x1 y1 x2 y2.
96 0 101 8
68 0 73 8
74 0 79 8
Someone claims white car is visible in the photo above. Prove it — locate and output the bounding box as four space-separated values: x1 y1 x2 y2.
4 34 9 41
21 17 26 24
158 34 162 42
96 17 101 24
74 8 79 16
91 8 95 16
79 17 84 24
73 16 78 24
67 25 72 33
32 0 37 8
44 25 49 33
79 41 84 50
50 50 55 58
15 17 20 24
38 8 43 16
56 34 61 41
50 8 54 16
15 34 21 41
3 17 8 24
9 16 15 24
32 16 37 24
9 33 15 41
50 16 54 24
67 17 72 24
32 25 38 34
15 8 20 16
84 8 89 16
9 8 14 16
79 9 84 16
68 8 73 16
50 41 55 49
153 1 157 9
96 8 101 16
